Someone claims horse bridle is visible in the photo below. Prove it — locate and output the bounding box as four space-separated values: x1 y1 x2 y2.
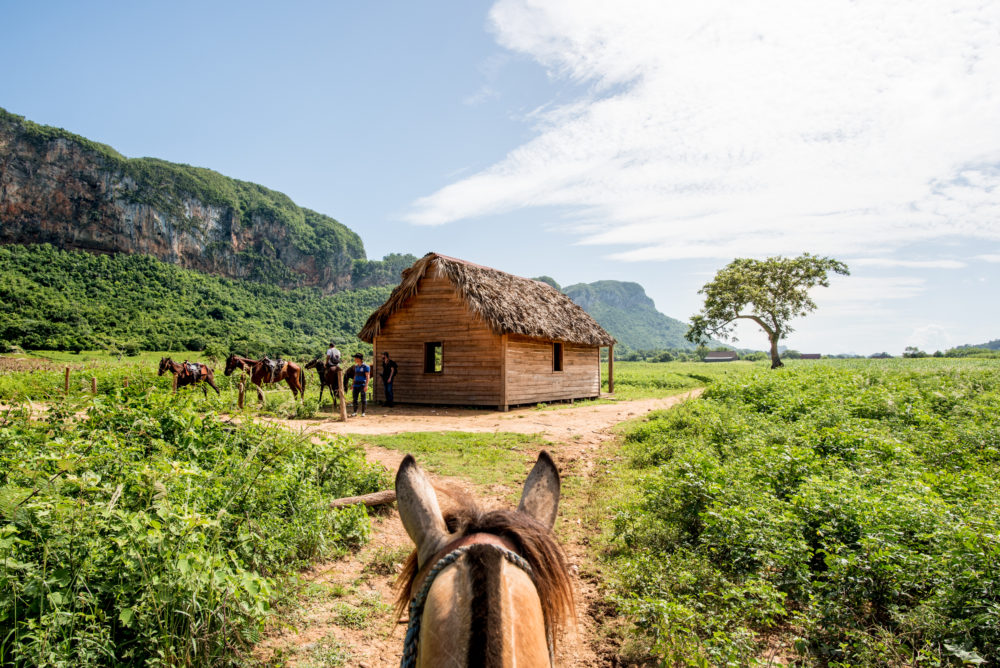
400 533 552 668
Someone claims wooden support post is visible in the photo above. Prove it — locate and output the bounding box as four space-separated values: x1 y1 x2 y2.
90 377 97 395
172 374 178 393
608 345 614 394
335 366 348 422
238 379 245 409
64 367 70 394
123 378 129 388
499 333 508 411
329 489 396 509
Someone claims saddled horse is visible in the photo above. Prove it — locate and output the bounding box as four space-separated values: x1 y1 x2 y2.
304 358 344 404
158 357 220 396
224 354 305 403
394 451 574 667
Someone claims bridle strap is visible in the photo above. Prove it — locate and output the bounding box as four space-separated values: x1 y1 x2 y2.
400 542 544 668
410 533 518 596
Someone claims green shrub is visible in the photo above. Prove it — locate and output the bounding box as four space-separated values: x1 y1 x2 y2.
0 388 386 665
611 360 1000 665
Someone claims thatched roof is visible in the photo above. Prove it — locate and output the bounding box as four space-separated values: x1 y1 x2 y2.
359 253 616 346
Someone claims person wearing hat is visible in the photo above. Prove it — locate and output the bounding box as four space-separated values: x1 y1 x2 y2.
350 353 370 417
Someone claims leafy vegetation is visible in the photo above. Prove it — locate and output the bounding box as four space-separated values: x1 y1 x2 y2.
0 245 394 357
609 359 1000 665
0 388 387 665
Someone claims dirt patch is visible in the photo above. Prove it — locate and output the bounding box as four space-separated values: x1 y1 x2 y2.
258 390 704 666
0 356 78 372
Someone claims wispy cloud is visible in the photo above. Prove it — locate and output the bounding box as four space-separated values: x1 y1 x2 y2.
975 254 1000 262
406 0 1000 263
847 258 967 269
463 85 500 107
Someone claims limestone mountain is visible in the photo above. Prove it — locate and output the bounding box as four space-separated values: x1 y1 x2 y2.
560 280 696 350
0 107 401 292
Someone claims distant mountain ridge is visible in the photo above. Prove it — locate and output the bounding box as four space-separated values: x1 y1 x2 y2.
543 278 696 351
0 107 402 292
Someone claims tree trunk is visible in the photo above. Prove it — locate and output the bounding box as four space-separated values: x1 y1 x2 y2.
769 333 784 369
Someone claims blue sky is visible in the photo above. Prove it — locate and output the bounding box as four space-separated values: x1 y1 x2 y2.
2 0 998 354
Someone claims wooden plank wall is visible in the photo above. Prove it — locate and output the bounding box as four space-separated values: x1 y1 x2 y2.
371 265 504 406
504 334 600 405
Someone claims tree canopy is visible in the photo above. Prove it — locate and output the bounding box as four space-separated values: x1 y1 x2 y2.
686 254 849 368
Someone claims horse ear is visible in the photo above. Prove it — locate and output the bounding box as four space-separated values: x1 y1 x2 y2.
395 454 452 569
518 451 560 529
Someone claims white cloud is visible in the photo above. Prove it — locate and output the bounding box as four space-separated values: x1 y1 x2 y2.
976 254 1000 262
406 0 1000 263
817 276 926 303
906 324 954 351
847 258 967 269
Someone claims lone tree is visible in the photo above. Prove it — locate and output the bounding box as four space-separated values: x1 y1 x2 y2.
686 254 849 369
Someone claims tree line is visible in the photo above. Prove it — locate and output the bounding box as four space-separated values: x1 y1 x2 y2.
0 244 399 358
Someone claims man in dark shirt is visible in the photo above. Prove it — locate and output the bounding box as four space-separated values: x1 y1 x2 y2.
381 352 398 407
351 353 370 417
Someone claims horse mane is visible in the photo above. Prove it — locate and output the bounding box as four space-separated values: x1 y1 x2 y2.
394 495 575 653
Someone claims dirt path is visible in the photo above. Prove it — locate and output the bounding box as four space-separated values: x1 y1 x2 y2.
255 390 703 667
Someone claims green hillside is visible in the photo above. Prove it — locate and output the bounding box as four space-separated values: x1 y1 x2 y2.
0 244 393 357
561 280 696 351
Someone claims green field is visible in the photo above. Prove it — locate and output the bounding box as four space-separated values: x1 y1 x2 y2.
607 359 1000 665
601 360 762 400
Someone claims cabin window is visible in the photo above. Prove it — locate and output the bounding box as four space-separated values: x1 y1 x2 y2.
424 342 443 373
552 342 563 372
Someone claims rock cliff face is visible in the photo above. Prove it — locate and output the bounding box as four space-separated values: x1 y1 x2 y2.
0 108 365 292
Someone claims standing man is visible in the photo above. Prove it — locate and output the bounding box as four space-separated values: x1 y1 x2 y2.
381 351 398 407
351 353 370 417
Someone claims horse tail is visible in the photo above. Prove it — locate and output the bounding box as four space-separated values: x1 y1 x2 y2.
299 365 305 392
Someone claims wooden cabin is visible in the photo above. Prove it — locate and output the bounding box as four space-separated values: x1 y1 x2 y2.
358 253 616 410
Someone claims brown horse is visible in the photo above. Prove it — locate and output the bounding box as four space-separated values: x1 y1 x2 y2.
157 357 220 396
304 358 342 404
223 354 305 403
395 451 574 667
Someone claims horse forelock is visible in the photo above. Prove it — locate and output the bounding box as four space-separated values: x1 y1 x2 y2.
395 501 575 660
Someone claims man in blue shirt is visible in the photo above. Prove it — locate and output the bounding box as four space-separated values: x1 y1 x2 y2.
351 353 370 417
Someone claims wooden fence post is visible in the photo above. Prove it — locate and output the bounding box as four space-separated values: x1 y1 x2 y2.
90 377 97 395
238 379 245 409
123 378 129 389
608 345 614 394
335 367 348 422
172 374 178 393
64 367 70 394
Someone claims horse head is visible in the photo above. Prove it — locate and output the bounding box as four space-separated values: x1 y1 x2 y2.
157 357 172 376
305 357 321 370
224 354 240 376
395 452 574 667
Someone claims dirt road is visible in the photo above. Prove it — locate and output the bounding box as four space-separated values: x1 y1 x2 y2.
256 390 702 667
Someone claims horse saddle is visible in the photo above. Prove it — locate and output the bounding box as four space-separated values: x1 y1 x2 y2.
265 358 285 381
185 363 200 377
